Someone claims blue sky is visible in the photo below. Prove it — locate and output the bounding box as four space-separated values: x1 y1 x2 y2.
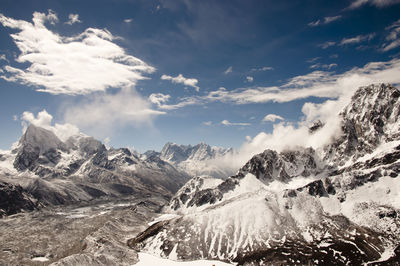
1 0 400 152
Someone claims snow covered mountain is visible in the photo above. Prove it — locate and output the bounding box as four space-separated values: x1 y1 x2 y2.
0 125 190 212
128 83 400 264
156 142 234 179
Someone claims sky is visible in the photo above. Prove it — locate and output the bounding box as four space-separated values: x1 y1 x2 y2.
1 0 400 153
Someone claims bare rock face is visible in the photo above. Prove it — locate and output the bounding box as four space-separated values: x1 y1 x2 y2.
325 83 400 166
0 181 38 217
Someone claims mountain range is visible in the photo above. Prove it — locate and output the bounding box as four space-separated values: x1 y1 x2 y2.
127 83 400 265
1 83 400 264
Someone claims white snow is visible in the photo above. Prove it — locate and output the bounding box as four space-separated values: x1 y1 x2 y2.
134 252 233 266
31 257 49 262
148 213 180 226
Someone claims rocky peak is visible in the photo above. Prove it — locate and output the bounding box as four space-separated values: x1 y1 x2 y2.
236 147 321 184
18 124 67 154
325 83 400 165
13 125 67 171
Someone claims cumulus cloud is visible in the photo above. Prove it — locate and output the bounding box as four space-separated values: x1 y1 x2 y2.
161 74 200 92
382 19 400 51
339 33 375 45
308 15 342 27
0 10 155 95
21 109 80 141
246 76 254 82
262 114 284 122
65 13 81 25
149 93 171 107
346 0 400 10
221 120 250 126
64 89 165 136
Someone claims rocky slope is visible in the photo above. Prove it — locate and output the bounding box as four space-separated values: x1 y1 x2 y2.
0 125 190 212
128 83 400 265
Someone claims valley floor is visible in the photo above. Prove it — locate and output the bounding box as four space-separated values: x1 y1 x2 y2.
0 196 167 265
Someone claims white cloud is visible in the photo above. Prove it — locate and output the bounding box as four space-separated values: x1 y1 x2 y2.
0 54 8 62
0 11 155 95
346 0 400 10
382 19 400 51
164 58 400 109
64 89 165 136
203 121 212 126
246 76 254 82
318 41 336 49
224 66 232 74
21 109 80 141
149 93 171 107
308 15 342 27
13 115 18 121
251 66 274 72
309 63 338 69
124 18 133 23
161 74 200 92
339 33 375 45
65 14 81 25
221 120 250 126
262 114 284 122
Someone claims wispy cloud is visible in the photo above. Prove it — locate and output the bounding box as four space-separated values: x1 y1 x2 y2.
308 15 342 27
309 63 337 69
221 120 250 126
339 33 375 45
346 0 400 10
64 89 165 135
0 10 155 95
65 13 81 25
224 66 233 74
251 66 274 72
262 114 284 122
161 74 200 92
318 41 336 49
124 18 133 23
203 121 212 126
382 19 400 51
155 58 400 110
246 76 254 82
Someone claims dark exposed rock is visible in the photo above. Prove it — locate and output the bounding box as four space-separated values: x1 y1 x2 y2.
0 182 38 217
187 188 223 207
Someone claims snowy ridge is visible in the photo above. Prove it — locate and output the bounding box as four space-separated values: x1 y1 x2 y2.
0 125 190 209
128 83 400 265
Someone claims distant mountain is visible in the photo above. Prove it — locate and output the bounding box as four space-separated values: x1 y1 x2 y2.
128 84 400 265
156 142 234 179
0 125 190 211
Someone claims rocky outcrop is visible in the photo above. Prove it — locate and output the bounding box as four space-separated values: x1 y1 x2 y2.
0 182 38 217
